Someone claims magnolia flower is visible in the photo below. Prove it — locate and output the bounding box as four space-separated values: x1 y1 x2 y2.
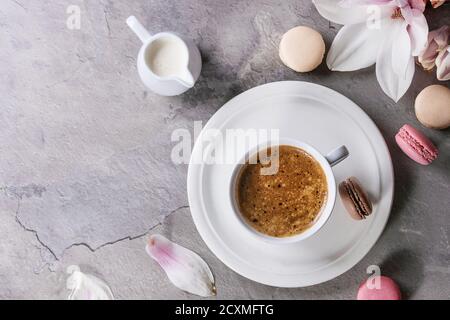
313 0 429 102
418 26 449 70
436 46 450 80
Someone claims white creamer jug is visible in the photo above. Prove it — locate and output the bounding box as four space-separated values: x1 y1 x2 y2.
127 16 202 96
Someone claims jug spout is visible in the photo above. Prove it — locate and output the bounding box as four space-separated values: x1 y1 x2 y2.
175 70 195 88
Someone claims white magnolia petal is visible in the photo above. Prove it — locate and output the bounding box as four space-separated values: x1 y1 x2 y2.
436 47 450 81
406 9 429 56
340 0 394 6
392 22 412 77
146 234 216 297
394 0 408 8
376 21 415 102
66 265 114 300
313 0 375 25
327 22 386 71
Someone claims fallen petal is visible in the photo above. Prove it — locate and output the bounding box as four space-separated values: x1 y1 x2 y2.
376 20 415 101
436 46 450 81
327 22 387 71
146 234 216 297
66 265 114 300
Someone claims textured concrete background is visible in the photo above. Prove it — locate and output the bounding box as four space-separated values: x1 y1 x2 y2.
0 0 449 299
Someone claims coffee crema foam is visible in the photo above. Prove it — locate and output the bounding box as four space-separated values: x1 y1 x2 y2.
236 145 327 237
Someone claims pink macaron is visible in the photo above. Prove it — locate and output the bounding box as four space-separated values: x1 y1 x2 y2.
395 124 438 165
357 276 401 300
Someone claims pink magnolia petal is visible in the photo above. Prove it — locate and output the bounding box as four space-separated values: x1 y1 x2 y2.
403 9 429 56
409 0 426 12
146 234 216 297
418 26 450 70
431 25 450 49
327 22 387 71
436 46 450 81
376 20 415 101
419 41 440 70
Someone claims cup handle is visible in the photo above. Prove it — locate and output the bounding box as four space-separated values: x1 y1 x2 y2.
325 145 349 167
126 16 152 43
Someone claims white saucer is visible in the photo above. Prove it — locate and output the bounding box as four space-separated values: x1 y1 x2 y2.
187 81 394 287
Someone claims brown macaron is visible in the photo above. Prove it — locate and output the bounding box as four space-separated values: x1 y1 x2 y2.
339 177 372 220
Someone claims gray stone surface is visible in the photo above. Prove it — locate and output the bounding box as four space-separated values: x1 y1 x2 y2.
0 0 449 299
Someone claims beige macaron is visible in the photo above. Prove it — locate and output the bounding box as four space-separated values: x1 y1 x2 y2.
415 85 450 130
279 26 325 73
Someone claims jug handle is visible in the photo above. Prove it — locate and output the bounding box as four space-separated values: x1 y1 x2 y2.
126 16 152 43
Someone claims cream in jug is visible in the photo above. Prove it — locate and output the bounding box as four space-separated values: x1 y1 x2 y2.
127 16 201 96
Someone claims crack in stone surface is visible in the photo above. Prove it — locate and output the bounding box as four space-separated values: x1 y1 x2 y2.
10 186 189 259
3 185 189 260
103 8 111 36
63 205 190 253
14 198 59 261
2 185 58 261
9 0 26 11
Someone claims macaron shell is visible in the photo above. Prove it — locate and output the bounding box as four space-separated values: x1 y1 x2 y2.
395 134 430 165
339 177 372 220
415 85 450 129
339 182 363 220
357 276 401 300
395 124 438 165
401 124 438 155
348 177 372 214
279 26 325 72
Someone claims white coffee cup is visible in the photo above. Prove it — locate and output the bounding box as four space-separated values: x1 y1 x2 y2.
126 16 202 96
229 138 349 243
